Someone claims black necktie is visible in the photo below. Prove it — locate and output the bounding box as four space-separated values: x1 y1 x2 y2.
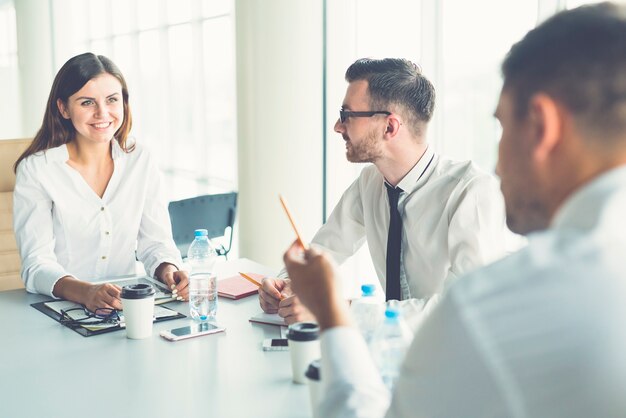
385 183 403 301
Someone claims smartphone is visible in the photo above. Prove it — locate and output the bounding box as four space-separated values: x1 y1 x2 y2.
160 322 225 341
262 338 289 351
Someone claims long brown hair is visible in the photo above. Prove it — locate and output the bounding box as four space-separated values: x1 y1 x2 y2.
14 52 134 172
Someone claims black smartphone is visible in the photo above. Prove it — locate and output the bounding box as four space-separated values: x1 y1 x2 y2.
262 338 289 351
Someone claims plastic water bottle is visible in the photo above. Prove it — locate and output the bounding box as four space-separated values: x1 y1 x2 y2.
349 284 384 345
370 308 414 391
186 229 218 321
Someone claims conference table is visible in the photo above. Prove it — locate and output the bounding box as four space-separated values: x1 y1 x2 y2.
0 259 312 418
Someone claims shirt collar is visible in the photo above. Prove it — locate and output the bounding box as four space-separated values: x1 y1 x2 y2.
393 146 436 193
44 143 70 163
110 138 123 160
551 165 626 230
44 139 122 163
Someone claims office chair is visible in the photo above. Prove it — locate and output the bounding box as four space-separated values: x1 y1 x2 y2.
168 192 237 259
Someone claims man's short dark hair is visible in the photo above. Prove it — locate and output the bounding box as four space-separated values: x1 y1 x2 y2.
345 58 435 137
502 3 626 141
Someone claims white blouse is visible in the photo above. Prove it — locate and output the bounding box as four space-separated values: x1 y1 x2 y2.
13 139 182 297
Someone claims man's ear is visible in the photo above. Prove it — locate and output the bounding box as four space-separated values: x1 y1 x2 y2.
383 114 402 139
57 98 70 119
527 93 563 163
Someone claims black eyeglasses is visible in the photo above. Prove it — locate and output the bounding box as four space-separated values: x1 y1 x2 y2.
339 109 391 124
59 306 120 328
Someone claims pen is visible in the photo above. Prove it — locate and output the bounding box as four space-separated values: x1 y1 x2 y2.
278 194 308 250
239 272 284 301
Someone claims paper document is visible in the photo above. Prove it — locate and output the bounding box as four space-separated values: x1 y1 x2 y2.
249 311 287 326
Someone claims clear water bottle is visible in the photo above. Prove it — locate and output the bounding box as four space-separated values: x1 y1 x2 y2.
349 284 384 345
370 308 414 391
186 229 218 321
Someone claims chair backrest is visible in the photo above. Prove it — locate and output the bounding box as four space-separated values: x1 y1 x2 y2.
0 138 32 291
168 192 238 258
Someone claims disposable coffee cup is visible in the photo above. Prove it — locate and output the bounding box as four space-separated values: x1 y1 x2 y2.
120 284 156 339
305 359 322 418
287 322 320 384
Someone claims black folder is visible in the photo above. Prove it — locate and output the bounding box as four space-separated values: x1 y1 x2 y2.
31 300 185 337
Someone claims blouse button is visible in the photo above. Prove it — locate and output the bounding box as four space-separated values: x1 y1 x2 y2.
101 256 107 260
100 207 105 211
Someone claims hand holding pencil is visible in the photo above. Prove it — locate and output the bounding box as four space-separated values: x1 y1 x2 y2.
257 275 291 314
239 272 283 301
255 195 315 324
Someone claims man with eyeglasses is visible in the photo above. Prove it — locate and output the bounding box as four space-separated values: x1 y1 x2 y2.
283 3 626 417
260 58 515 323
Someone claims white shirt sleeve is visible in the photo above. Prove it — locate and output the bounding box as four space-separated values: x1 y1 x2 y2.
317 293 509 418
13 160 70 296
320 326 390 418
311 177 367 265
445 175 508 286
135 152 182 277
387 291 508 418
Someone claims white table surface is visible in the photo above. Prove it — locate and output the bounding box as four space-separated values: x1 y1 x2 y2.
0 258 312 418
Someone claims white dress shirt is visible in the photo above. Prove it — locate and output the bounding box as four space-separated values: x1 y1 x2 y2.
312 147 511 300
13 140 182 297
320 166 626 418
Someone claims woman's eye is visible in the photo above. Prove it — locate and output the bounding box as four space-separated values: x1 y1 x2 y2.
81 100 93 106
107 97 118 103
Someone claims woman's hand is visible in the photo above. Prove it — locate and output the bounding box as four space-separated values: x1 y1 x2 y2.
156 263 189 301
53 276 122 312
84 283 122 312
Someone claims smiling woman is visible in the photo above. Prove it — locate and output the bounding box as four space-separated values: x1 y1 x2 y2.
12 52 190 313
57 75 124 147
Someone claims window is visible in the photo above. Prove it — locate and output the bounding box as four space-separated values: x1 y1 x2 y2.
438 0 537 170
0 1 20 139
50 0 237 201
324 0 541 291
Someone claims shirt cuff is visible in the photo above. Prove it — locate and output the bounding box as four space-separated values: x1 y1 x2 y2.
321 326 382 386
25 264 70 298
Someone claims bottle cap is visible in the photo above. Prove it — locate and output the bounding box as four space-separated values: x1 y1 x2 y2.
194 229 209 237
286 322 320 342
361 284 376 296
384 308 400 320
120 283 156 299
